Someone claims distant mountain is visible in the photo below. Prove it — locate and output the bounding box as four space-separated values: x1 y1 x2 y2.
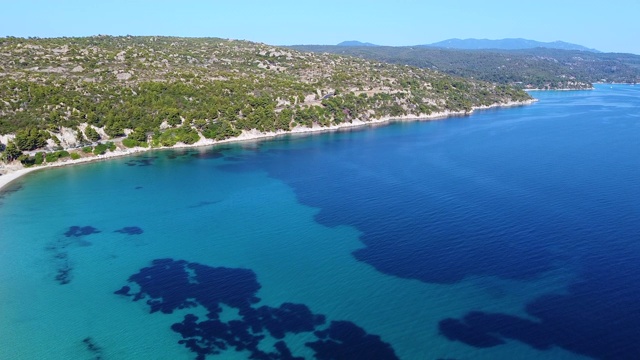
422 38 600 52
337 40 379 47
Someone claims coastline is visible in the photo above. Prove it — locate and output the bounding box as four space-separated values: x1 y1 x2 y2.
525 87 594 92
0 99 536 192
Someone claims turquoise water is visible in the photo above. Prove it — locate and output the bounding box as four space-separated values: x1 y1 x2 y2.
1 85 639 359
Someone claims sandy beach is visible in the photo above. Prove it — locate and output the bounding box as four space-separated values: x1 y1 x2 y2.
0 99 536 192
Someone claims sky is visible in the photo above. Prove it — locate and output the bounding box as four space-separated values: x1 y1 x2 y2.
1 0 638 54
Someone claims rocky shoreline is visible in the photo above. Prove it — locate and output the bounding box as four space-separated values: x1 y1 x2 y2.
0 98 537 192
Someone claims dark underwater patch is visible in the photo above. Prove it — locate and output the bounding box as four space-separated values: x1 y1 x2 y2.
116 258 398 360
46 241 73 285
114 226 144 235
0 182 23 195
189 150 224 160
222 156 247 162
187 200 221 209
166 150 199 160
218 145 556 286
64 226 101 237
82 337 103 360
0 182 24 206
163 148 227 161
55 261 72 285
124 156 156 167
439 247 640 359
307 320 399 360
47 226 102 284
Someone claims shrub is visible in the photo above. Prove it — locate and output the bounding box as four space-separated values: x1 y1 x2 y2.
44 150 70 163
122 138 139 148
19 154 35 167
45 152 58 163
70 152 81 160
34 152 45 165
93 143 108 155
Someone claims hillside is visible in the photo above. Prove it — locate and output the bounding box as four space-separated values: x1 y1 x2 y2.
424 38 599 52
0 36 531 167
290 45 640 89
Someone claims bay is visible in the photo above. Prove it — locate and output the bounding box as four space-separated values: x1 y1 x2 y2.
1 85 638 359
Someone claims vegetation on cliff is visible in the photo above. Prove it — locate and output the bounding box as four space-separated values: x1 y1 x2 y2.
0 36 531 165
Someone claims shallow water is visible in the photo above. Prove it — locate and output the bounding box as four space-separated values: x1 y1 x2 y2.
1 85 638 359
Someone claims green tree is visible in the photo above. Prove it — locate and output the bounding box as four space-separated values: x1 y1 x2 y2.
164 108 181 127
276 109 292 131
14 127 48 151
128 127 148 142
104 120 125 138
3 141 23 161
85 112 99 126
84 126 101 142
75 129 88 145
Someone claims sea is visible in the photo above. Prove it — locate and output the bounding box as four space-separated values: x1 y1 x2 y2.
1 84 639 360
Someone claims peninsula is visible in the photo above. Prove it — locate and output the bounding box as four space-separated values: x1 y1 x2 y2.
0 36 533 190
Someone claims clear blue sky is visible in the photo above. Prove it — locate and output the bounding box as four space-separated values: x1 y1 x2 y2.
1 0 638 54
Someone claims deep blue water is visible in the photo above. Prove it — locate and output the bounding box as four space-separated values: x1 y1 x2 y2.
1 85 639 359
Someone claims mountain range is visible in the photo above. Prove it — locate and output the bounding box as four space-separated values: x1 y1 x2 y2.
337 40 378 47
423 38 599 52
335 38 600 52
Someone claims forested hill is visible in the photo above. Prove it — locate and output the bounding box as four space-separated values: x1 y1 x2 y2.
0 36 530 165
290 45 640 90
